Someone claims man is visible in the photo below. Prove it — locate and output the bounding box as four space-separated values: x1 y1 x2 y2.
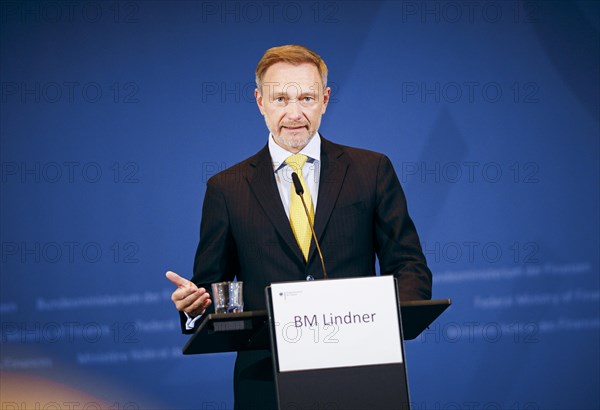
167 45 432 409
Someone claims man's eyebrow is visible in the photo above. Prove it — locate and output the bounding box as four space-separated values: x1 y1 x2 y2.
272 90 317 96
269 90 318 100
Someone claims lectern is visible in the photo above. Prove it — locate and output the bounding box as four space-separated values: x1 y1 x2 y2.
183 276 450 410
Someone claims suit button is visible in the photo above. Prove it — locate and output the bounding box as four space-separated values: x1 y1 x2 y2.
306 275 314 281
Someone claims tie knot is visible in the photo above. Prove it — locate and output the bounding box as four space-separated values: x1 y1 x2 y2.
285 154 308 173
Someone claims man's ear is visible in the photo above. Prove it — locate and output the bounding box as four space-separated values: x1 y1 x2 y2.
321 86 331 114
255 88 265 116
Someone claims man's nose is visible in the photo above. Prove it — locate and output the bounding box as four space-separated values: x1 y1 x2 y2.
285 100 303 119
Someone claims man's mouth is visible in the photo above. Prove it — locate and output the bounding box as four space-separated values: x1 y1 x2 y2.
282 125 306 131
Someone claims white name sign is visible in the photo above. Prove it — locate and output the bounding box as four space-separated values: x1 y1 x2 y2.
270 276 403 372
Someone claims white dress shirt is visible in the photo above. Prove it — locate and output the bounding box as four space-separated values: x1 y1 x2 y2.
269 131 321 216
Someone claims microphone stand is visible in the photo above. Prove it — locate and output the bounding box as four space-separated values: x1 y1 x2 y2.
291 172 328 279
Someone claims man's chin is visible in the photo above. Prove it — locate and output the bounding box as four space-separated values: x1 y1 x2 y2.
274 131 312 150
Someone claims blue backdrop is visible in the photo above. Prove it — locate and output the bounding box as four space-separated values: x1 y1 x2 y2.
1 1 598 409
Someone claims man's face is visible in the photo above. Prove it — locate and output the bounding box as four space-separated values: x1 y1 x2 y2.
255 62 331 153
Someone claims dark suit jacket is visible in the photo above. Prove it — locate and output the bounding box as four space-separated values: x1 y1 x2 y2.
182 136 432 409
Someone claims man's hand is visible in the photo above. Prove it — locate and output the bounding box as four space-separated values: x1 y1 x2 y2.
166 271 212 318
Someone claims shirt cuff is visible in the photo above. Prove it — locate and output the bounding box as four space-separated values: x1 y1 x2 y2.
184 312 203 330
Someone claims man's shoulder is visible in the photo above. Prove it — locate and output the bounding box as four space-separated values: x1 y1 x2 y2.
323 138 389 164
205 145 268 186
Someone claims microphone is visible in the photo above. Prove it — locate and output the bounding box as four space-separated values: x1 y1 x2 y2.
291 172 328 279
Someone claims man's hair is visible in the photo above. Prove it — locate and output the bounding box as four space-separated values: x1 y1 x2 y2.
255 44 328 91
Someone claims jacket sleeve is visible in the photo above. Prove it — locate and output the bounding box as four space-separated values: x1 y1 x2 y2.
373 155 432 301
179 176 240 334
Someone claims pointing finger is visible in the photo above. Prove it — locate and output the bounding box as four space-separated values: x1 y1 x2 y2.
166 271 193 288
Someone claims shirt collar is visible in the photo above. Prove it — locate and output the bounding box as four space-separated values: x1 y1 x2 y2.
268 132 321 172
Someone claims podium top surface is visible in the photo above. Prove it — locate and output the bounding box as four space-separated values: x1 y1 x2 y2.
182 298 451 355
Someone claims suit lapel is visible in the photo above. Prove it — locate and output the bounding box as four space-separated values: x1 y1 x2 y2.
246 145 306 265
309 137 349 263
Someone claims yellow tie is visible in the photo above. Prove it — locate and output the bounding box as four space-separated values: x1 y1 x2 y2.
285 154 314 262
